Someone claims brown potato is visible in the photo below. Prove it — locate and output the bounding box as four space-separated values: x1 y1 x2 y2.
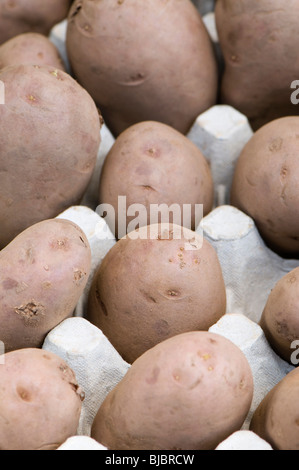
0 348 84 450
0 63 102 249
66 0 218 137
0 218 91 352
0 0 72 45
98 121 214 239
215 0 299 130
91 331 254 450
250 367 299 450
230 116 299 257
87 223 227 364
0 33 66 71
260 267 299 365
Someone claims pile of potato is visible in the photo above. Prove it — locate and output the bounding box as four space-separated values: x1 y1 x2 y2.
0 0 299 451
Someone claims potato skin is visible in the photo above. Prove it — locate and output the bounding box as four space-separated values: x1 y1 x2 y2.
0 0 72 45
0 218 91 352
87 224 226 364
66 0 218 137
0 63 101 248
99 121 213 238
215 0 299 130
250 368 299 450
260 267 299 364
91 331 253 450
0 33 66 71
0 348 84 450
230 117 299 257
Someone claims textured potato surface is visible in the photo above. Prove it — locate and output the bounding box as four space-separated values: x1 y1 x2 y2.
230 117 299 257
99 121 213 238
91 331 253 450
250 367 299 450
0 32 66 70
0 63 101 248
0 0 72 45
0 218 91 352
87 224 226 364
66 0 218 136
216 0 299 130
0 348 84 450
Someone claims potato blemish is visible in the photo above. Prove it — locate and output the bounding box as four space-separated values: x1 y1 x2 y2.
50 69 63 80
146 367 160 385
16 386 32 402
15 301 45 321
73 269 86 285
70 382 85 402
269 137 283 152
79 236 87 248
50 238 69 251
167 290 179 298
95 289 108 317
59 364 85 401
26 94 38 104
201 353 211 361
2 278 18 290
42 281 52 290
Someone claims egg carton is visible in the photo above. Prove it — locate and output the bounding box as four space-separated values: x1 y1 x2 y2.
44 10 298 451
191 0 215 17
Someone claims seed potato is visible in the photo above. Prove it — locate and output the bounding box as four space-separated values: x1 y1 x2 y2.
91 331 254 450
66 0 218 137
0 0 72 45
99 121 214 238
0 348 84 450
0 218 91 352
230 117 299 257
250 367 299 450
0 63 102 249
215 0 299 130
0 33 66 71
87 223 226 364
260 267 299 365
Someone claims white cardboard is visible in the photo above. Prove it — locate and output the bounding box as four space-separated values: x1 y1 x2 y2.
209 313 294 428
57 436 107 451
42 317 130 437
216 431 273 451
199 205 299 323
187 105 253 206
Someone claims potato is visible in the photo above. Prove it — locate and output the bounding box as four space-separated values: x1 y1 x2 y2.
91 331 254 450
215 0 299 130
0 0 72 45
99 121 214 238
0 63 102 249
0 348 84 450
230 117 299 258
250 367 299 450
0 33 66 71
0 218 91 352
259 267 299 365
66 0 218 137
87 223 226 364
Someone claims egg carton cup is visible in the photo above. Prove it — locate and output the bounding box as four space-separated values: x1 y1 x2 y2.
45 9 297 451
215 431 273 451
191 0 216 17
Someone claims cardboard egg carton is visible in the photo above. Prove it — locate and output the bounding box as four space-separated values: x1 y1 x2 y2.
46 9 296 451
